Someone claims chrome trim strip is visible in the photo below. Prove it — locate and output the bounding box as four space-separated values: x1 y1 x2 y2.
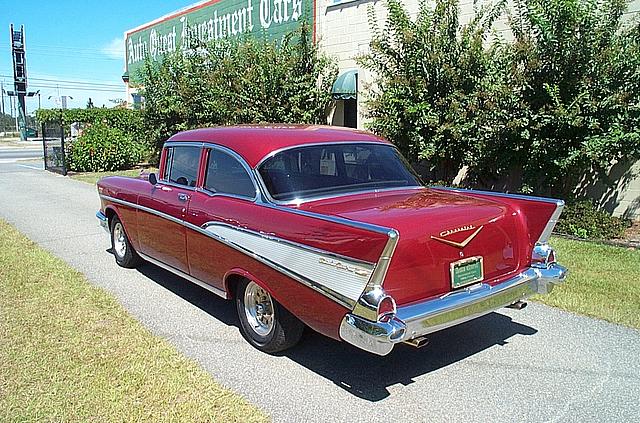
98 194 364 308
258 185 425 207
101 195 184 226
432 186 565 244
538 201 564 243
255 202 394 235
137 252 228 299
431 186 564 205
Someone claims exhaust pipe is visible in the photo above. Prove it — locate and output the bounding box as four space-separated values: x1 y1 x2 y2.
506 300 527 310
404 336 429 348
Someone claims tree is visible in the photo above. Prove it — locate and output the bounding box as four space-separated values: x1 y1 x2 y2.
139 24 337 152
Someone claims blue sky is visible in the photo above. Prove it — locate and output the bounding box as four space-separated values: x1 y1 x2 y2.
1 0 191 113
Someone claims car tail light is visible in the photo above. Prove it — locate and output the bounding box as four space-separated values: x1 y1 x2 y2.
531 243 557 269
377 295 397 322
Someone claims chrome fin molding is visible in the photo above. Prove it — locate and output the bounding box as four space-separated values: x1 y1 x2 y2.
99 194 392 309
431 186 565 244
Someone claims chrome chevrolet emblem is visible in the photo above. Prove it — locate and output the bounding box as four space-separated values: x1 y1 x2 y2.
431 225 484 249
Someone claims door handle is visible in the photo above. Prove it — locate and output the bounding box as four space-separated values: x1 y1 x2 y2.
177 193 190 202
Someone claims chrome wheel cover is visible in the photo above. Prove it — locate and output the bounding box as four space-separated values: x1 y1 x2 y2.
244 281 275 337
112 222 127 259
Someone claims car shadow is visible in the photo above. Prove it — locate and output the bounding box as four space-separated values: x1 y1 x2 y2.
133 258 538 402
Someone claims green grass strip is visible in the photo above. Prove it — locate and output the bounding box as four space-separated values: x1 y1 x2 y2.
0 219 268 422
534 237 640 329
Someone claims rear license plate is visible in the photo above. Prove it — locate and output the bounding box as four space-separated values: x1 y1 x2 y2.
450 256 484 288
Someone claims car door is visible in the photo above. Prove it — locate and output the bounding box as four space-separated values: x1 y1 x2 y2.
185 146 258 289
137 144 202 273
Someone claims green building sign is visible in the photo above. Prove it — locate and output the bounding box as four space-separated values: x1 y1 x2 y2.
125 0 314 83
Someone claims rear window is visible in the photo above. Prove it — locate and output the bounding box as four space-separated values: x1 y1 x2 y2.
258 143 421 202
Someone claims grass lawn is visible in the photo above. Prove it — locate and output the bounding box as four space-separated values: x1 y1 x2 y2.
0 219 268 422
70 168 156 185
534 236 640 329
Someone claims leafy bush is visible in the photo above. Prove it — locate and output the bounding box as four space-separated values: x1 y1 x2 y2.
359 0 511 181
68 124 143 172
139 23 337 152
556 199 631 239
361 0 640 195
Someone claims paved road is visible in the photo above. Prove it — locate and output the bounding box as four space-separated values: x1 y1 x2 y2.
0 145 43 163
0 161 638 422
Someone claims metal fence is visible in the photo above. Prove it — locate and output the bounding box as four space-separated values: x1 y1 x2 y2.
42 121 67 175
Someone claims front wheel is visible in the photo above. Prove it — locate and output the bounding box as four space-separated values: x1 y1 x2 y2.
236 279 304 353
110 216 142 268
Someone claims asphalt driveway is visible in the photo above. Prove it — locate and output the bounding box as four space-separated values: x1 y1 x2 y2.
1 161 638 422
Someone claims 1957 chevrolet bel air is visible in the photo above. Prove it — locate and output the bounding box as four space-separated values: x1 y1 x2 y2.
96 125 567 356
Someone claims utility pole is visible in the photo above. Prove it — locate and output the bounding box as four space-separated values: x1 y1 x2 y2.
1 81 5 116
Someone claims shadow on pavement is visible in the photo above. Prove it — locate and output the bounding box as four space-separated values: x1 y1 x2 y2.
134 258 538 402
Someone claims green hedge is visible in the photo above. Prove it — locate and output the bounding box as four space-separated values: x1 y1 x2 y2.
67 124 143 172
36 108 148 171
360 0 640 196
555 200 631 239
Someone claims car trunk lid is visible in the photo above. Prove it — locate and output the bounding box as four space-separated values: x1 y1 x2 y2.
297 188 527 306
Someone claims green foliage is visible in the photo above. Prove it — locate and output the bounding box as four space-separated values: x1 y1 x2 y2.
359 0 510 180
490 0 640 194
68 124 143 172
139 23 337 152
361 0 640 194
556 199 631 239
36 108 143 138
36 107 149 169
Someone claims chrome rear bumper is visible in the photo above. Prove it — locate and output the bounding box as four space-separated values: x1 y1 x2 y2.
339 263 567 356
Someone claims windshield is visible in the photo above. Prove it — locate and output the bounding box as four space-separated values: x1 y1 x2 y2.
258 143 422 202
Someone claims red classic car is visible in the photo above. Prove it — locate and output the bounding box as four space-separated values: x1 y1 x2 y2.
96 125 567 355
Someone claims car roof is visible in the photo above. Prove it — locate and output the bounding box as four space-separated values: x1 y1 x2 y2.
166 125 391 168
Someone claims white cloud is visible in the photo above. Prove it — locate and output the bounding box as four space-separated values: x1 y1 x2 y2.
102 37 124 60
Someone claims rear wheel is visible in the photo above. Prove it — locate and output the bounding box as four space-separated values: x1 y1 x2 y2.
110 216 142 268
236 279 304 353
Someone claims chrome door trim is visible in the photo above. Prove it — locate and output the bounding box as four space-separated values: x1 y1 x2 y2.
99 194 381 309
138 251 228 299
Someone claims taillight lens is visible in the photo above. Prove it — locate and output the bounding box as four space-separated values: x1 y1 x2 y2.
377 296 397 322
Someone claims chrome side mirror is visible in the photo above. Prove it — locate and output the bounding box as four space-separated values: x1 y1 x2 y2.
148 172 158 186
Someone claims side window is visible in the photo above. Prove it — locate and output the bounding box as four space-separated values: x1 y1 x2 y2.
165 146 200 187
204 149 255 198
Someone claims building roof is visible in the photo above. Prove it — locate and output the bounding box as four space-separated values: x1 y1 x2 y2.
167 125 391 168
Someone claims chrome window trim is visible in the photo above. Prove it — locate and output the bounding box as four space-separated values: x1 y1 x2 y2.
160 143 204 187
201 145 259 201
254 142 423 206
254 140 389 169
99 194 382 309
163 141 263 202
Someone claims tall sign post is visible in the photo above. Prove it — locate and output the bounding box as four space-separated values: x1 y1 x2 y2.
10 24 28 141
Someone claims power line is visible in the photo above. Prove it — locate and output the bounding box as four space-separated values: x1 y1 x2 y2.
0 75 123 88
